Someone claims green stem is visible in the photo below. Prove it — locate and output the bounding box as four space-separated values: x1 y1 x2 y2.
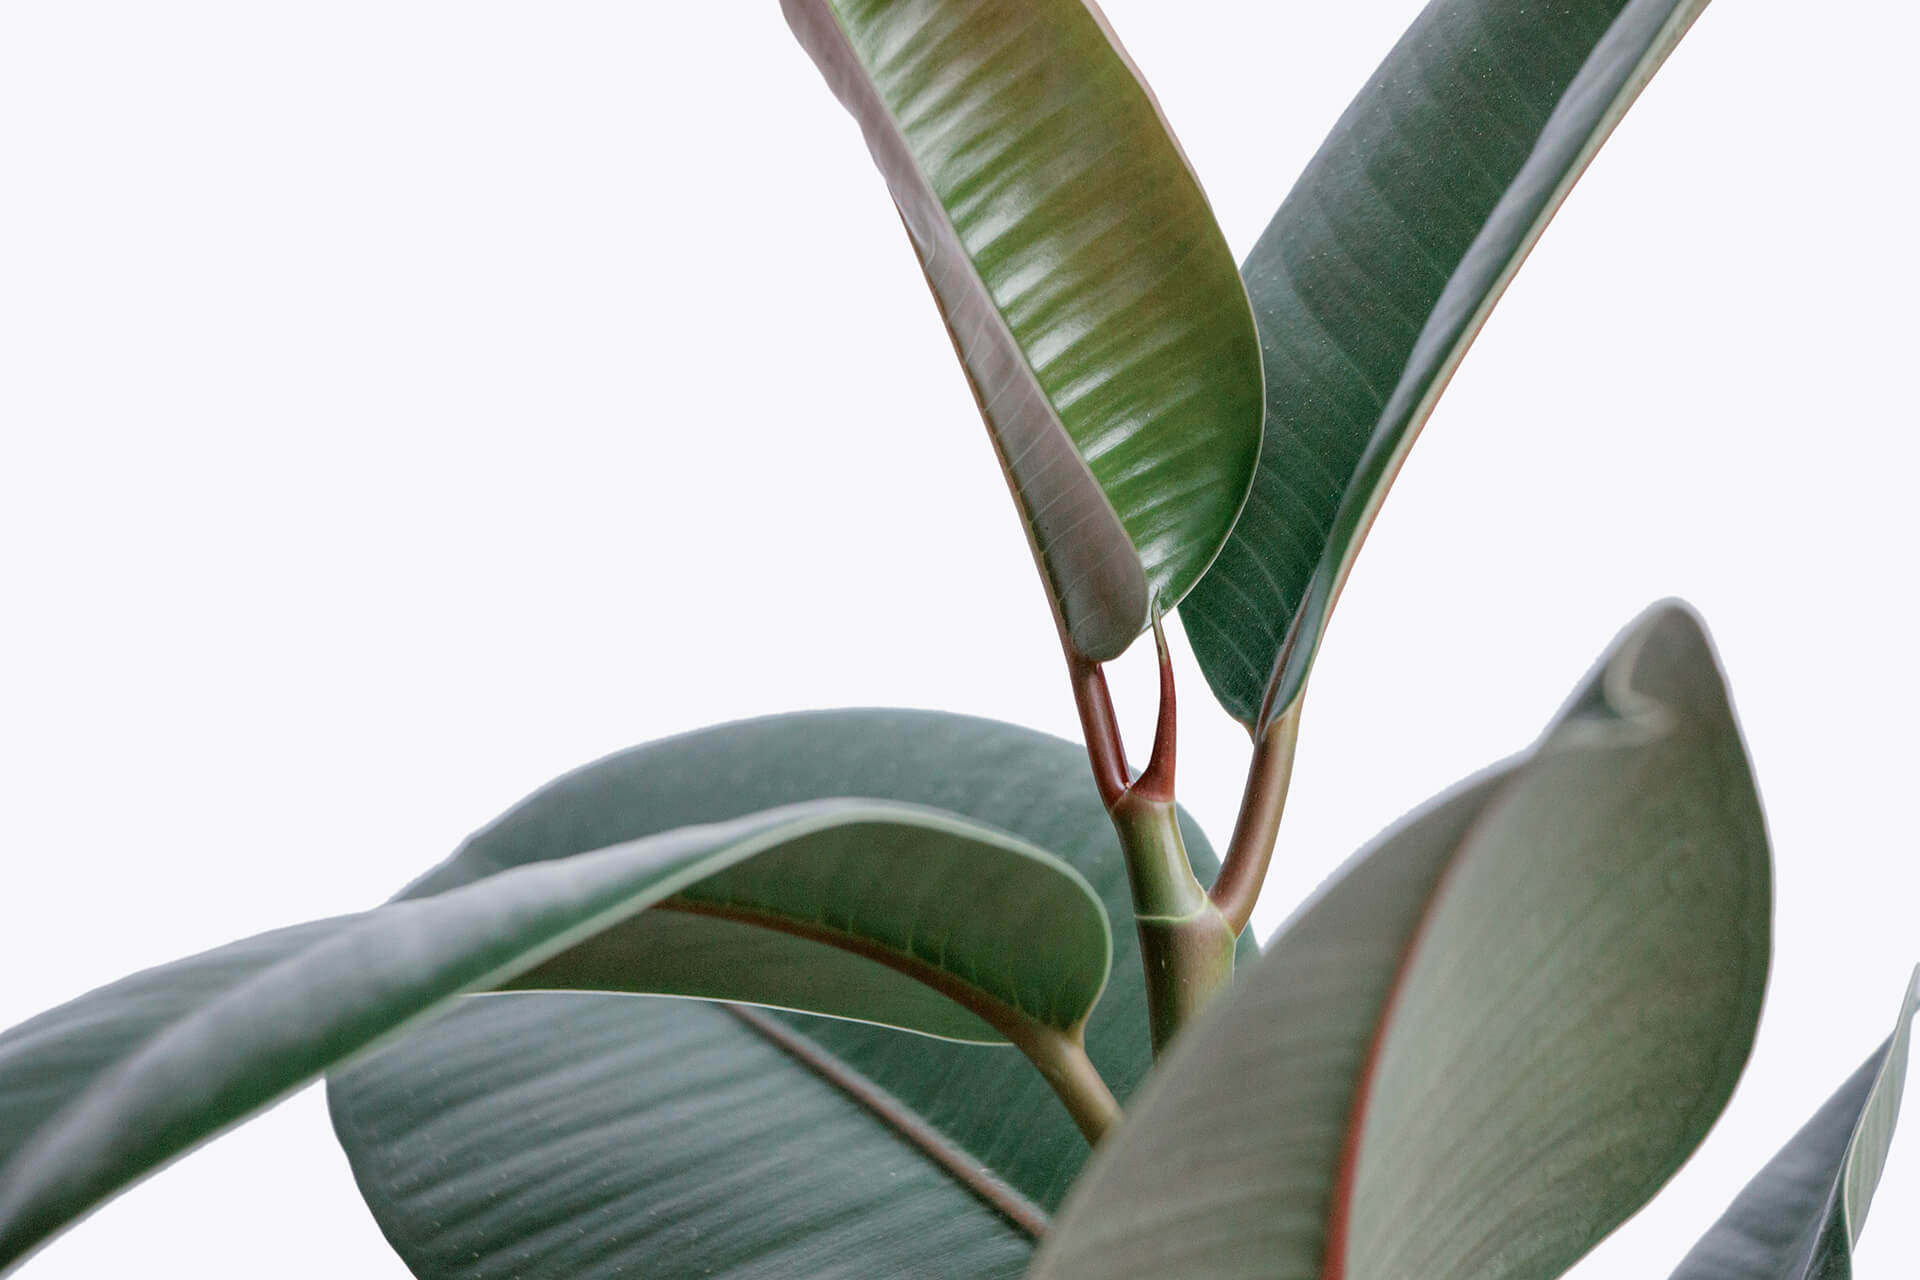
1006 1023 1122 1145
1109 792 1237 1054
1062 616 1236 1053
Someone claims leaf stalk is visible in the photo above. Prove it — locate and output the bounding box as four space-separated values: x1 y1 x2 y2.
1006 1024 1123 1146
1064 641 1129 811
1209 699 1303 935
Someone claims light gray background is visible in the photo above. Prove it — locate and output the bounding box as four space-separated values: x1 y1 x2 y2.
1 2 1914 1276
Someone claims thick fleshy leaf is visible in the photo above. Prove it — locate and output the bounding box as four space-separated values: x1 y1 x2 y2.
1031 602 1770 1280
501 802 1112 1046
0 798 1109 1274
1670 969 1918 1280
1183 0 1710 730
330 710 1247 1279
785 0 1263 661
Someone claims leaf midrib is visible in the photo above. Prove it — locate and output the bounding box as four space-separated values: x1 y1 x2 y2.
1284 0 1715 729
655 898 1081 1041
1316 776 1496 1280
723 1004 1050 1239
791 0 1146 658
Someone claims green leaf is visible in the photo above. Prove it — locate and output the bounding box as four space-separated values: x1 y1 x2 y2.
329 709 1248 1279
1183 0 1710 730
1030 602 1770 1280
503 802 1111 1046
785 0 1263 661
1670 969 1919 1280
0 797 1109 1274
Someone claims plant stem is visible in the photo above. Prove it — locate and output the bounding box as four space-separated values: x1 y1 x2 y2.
1208 698 1303 935
1109 791 1237 1053
1063 642 1128 810
1064 618 1237 1054
1129 613 1178 804
1007 1023 1122 1145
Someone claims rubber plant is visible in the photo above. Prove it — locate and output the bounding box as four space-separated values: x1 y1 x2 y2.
0 1 1911 1278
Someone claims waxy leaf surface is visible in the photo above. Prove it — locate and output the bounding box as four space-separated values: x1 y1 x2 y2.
1670 969 1918 1280
0 798 1108 1274
330 710 1245 1279
1184 0 1711 729
1031 604 1770 1280
787 0 1263 660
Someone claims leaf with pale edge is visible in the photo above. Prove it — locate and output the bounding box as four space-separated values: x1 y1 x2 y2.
1031 602 1769 1280
330 710 1245 1279
786 0 1263 661
1183 0 1711 731
0 797 1110 1275
1670 968 1918 1280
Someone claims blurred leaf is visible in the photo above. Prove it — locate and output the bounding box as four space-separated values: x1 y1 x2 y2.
0 797 1108 1274
1670 968 1918 1280
1183 0 1711 730
331 710 1249 1279
786 0 1263 661
1031 603 1770 1280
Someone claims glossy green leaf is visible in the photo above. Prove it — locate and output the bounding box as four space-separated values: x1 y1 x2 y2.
330 710 1247 1279
1183 0 1710 730
786 0 1263 661
0 797 1109 1274
1032 602 1770 1280
502 802 1111 1046
1671 969 1918 1280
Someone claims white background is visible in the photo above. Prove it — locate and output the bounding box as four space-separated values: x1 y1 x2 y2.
1 1 1915 1275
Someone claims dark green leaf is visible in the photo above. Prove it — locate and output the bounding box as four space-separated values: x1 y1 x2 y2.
1670 969 1918 1280
504 801 1112 1045
786 0 1263 661
0 798 1108 1274
1031 602 1770 1280
330 710 1247 1279
1183 0 1710 730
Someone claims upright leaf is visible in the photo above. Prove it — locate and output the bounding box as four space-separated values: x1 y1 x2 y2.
1671 969 1918 1280
1183 0 1711 730
1031 603 1770 1280
330 710 1249 1279
0 798 1111 1274
786 0 1263 660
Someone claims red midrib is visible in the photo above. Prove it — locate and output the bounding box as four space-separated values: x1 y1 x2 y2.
1318 841 1472 1279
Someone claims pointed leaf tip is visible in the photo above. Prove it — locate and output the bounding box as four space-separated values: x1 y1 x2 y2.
1033 602 1768 1280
